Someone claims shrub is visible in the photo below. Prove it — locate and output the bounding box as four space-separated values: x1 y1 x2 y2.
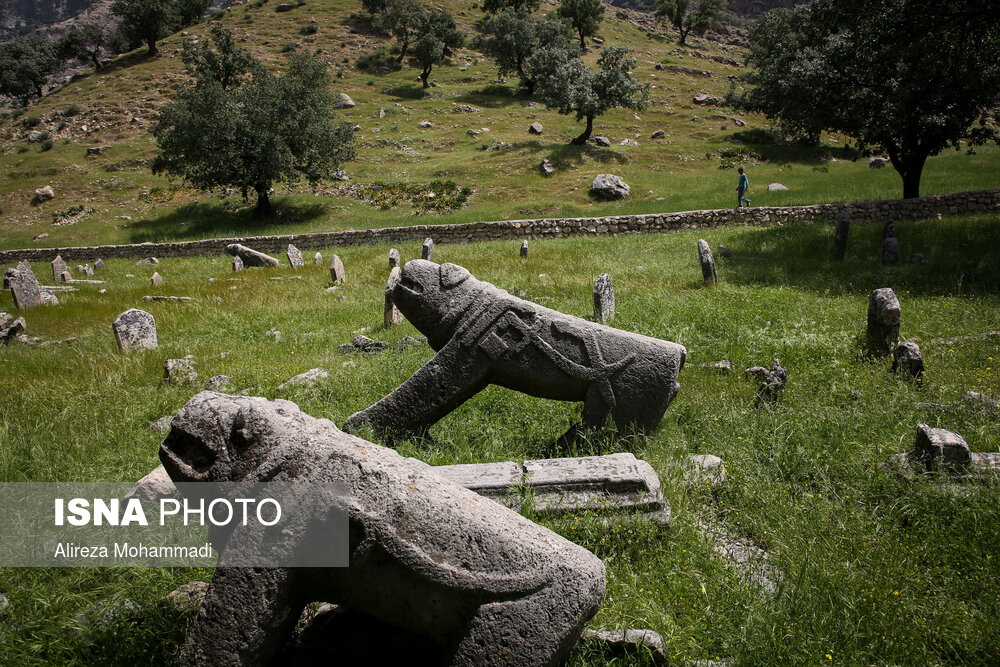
63 104 81 117
40 139 54 151
281 42 298 52
22 115 41 128
17 145 28 154
299 23 318 35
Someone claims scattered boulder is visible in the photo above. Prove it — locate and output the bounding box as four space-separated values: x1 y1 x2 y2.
86 145 112 156
582 628 667 666
528 122 543 134
150 272 163 286
467 129 481 137
94 258 105 270
538 159 554 176
332 93 355 109
866 287 900 355
891 341 923 380
338 335 387 354
277 367 329 391
51 255 68 282
136 257 158 266
124 464 176 502
113 309 157 350
164 356 198 384
266 328 282 341
31 186 54 205
205 375 233 390
913 424 971 472
275 2 294 11
651 129 665 139
384 266 404 327
588 135 611 147
868 157 888 169
388 248 400 269
693 93 725 106
226 243 280 267
520 240 529 258
397 336 426 350
767 183 788 191
418 120 432 128
593 273 615 323
697 239 717 284
232 255 244 272
167 582 209 614
745 360 788 403
314 252 323 265
286 244 304 268
684 454 728 487
590 174 630 200
453 104 480 113
833 210 850 260
28 130 44 142
421 237 434 261
0 316 26 345
329 254 345 283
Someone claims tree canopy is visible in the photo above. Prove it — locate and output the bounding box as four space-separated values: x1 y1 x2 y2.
481 0 540 15
410 9 464 88
557 0 604 50
655 0 725 45
0 35 59 105
474 9 574 93
152 26 355 215
532 45 650 144
58 24 106 70
733 0 1000 198
110 0 176 56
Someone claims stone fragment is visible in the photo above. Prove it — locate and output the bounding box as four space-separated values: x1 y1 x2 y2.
164 356 198 384
963 391 999 412
8 262 57 308
593 273 614 323
868 157 888 169
94 258 105 270
314 252 323 265
685 454 728 487
833 210 850 259
74 264 85 274
867 287 900 355
590 174 630 200
913 424 971 471
167 581 209 614
520 240 529 258
418 120 432 128
339 335 387 354
620 138 638 147
266 328 282 341
397 335 425 350
136 257 158 266
745 359 788 403
528 122 543 134
31 185 54 205
697 239 717 284
125 464 176 502
0 317 26 345
332 93 355 108
58 270 72 282
232 255 244 272
113 309 157 350
882 237 900 265
388 248 400 268
0 312 11 328
275 2 294 10
86 145 112 156
582 628 667 666
693 92 725 106
150 272 163 286
51 255 68 282
588 136 611 147
286 244 304 268
225 244 280 268
767 183 788 191
150 416 173 432
161 392 605 667
421 237 434 261
891 341 923 380
345 261 686 441
277 368 329 391
329 254 345 283
205 375 233 390
718 244 731 258
538 159 554 176
384 266 404 327
452 104 480 113
651 129 665 139
142 295 192 302
522 453 663 513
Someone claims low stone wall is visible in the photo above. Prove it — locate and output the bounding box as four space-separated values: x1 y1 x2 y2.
2 189 997 265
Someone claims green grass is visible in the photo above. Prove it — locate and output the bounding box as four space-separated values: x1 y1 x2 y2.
1 214 998 664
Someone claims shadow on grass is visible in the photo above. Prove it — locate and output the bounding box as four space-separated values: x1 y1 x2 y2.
546 143 630 166
724 129 861 165
125 199 332 244
716 216 1000 297
452 84 531 109
382 84 428 100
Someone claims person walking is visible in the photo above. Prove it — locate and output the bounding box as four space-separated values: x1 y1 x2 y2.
737 167 750 208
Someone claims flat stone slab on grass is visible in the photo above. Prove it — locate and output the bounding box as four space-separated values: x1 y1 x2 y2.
142 296 192 302
226 243 280 268
277 368 329 391
581 628 667 666
523 453 664 514
432 461 524 505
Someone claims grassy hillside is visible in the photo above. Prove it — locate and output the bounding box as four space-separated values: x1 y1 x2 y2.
0 0 997 252
1 215 998 663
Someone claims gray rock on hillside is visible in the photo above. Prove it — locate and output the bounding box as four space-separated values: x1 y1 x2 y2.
314 252 323 265
94 258 105 270
136 257 158 266
8 261 58 308
113 308 157 351
160 391 605 666
31 185 54 205
421 238 434 261
226 244 280 268
205 375 233 390
892 341 924 380
746 359 788 403
867 288 901 355
332 93 355 108
338 335 387 354
539 159 554 176
651 129 665 139
286 244 304 268
151 272 163 286
329 254 345 283
164 356 198 384
697 239 718 284
768 183 788 191
593 273 615 323
590 174 630 200
528 122 543 134
277 367 329 391
589 136 612 147
693 93 725 106
868 157 888 169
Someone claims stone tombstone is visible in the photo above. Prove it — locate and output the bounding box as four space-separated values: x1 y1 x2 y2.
314 252 323 265
345 260 686 442
745 359 788 403
94 258 105 270
286 244 304 268
520 240 529 258
421 238 434 261
83 264 94 276
697 239 717 284
51 255 68 282
882 237 900 265
388 248 400 269
867 287 901 355
329 254 345 284
232 255 244 272
151 272 163 287
8 261 57 309
226 244 280 268
539 159 554 176
113 308 157 351
913 424 971 471
833 210 850 260
892 341 924 380
593 273 615 323
161 391 605 667
384 267 404 327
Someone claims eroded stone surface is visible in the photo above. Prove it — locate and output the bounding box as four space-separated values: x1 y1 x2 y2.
892 341 924 380
112 308 157 351
226 244 280 268
914 424 970 471
51 255 68 282
8 262 57 309
421 238 434 261
384 267 403 327
314 252 323 265
582 628 667 666
523 453 663 513
167 581 209 614
745 360 788 403
388 248 400 269
867 288 901 355
698 239 717 284
344 261 686 441
160 392 606 667
590 174 630 200
164 356 198 384
286 244 304 268
593 273 615 323
232 255 244 272
432 461 523 505
329 254 345 283
150 272 163 286
277 368 328 391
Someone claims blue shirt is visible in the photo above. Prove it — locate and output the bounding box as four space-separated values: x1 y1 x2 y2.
738 173 749 189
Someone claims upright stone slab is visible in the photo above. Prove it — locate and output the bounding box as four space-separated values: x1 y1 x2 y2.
593 273 615 323
313 252 323 265
51 255 68 282
225 243 280 268
286 244 304 268
388 248 400 269
161 391 605 667
94 258 105 270
113 308 157 350
384 267 403 327
867 288 901 355
520 240 528 258
697 239 718 284
151 272 163 286
345 260 686 441
8 261 57 309
421 238 434 261
833 211 850 259
329 254 345 283
232 255 244 272
882 237 900 265
892 341 924 380
914 424 971 471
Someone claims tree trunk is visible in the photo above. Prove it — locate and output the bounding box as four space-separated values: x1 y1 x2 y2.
420 64 432 88
90 51 101 69
35 84 44 99
678 25 689 45
255 186 273 216
579 29 586 51
146 35 158 57
396 40 408 63
571 115 594 145
888 147 928 200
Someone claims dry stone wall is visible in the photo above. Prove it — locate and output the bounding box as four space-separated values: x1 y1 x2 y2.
2 190 997 264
